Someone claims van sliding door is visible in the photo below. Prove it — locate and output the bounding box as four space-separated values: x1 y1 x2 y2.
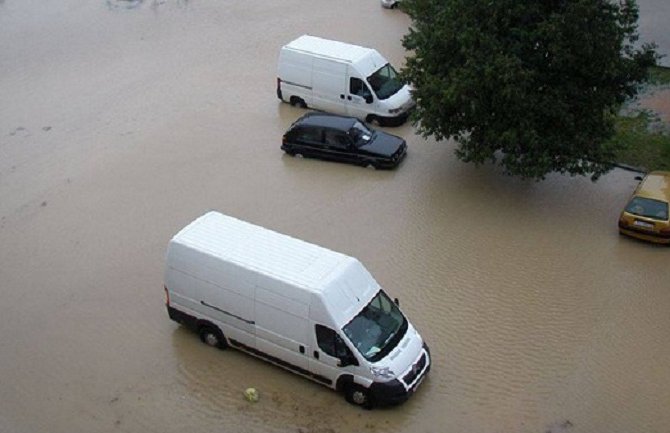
312 58 347 115
253 285 310 374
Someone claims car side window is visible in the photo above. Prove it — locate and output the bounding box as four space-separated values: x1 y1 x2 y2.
295 127 322 144
324 130 350 149
315 324 354 360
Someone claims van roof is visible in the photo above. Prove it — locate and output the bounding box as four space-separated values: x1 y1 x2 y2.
170 211 354 294
284 35 373 64
283 35 388 77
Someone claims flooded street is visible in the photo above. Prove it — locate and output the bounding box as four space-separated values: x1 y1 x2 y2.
1 1 669 433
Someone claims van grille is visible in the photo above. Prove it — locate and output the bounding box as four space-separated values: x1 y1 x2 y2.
403 353 427 386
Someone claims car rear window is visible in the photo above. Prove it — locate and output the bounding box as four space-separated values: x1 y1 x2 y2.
625 197 669 220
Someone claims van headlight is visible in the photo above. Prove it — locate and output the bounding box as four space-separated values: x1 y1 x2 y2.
370 366 395 380
388 107 403 114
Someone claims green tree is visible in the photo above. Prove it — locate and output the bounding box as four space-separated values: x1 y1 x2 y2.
401 0 657 180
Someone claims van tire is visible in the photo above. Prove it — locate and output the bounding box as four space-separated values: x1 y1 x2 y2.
199 325 227 350
290 97 307 109
366 115 384 127
344 384 373 409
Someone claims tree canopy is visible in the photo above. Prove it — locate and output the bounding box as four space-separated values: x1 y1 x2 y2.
401 0 658 180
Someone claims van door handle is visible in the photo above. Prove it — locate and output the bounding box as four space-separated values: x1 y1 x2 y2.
340 94 345 99
313 351 319 359
299 345 305 354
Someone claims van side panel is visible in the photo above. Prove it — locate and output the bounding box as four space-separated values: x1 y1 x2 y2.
254 284 310 371
278 49 313 105
311 58 347 115
166 243 256 346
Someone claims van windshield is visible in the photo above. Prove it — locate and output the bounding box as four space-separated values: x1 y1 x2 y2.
342 290 408 362
367 64 404 100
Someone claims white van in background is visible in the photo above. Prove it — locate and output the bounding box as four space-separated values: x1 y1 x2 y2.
164 212 430 408
381 0 401 8
277 35 414 126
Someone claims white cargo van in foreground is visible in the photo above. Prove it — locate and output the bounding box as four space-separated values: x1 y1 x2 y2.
277 35 414 126
164 212 430 408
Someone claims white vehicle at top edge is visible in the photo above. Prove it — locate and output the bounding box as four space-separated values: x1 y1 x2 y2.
381 0 400 8
277 35 414 126
164 211 430 408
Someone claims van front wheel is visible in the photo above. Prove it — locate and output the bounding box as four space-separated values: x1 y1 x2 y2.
199 326 227 350
290 97 307 109
366 115 384 127
345 384 373 409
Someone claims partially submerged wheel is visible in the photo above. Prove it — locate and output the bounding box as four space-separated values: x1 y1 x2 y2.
199 326 227 350
344 384 373 409
367 115 384 127
290 97 307 108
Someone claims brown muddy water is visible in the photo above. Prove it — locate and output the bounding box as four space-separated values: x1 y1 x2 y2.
1 1 669 433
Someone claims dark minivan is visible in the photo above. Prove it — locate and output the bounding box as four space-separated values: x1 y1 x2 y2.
282 113 407 169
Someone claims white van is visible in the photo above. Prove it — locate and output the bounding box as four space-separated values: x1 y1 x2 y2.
276 35 414 127
164 212 430 408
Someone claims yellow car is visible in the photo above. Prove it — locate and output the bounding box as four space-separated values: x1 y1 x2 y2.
618 171 670 244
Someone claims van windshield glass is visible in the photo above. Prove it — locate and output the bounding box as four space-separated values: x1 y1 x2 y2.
342 290 408 362
349 121 373 147
367 64 403 100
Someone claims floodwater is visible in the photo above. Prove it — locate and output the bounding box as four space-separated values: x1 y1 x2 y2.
1 1 669 433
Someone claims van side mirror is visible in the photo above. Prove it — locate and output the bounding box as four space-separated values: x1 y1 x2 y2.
394 297 400 306
364 94 373 104
634 176 643 181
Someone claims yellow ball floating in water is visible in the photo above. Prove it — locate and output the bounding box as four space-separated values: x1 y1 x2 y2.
244 387 259 402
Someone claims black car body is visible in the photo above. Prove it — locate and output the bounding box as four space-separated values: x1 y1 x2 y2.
281 113 407 169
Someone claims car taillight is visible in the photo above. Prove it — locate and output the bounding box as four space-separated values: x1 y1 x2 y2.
661 227 670 234
618 218 628 228
164 285 170 306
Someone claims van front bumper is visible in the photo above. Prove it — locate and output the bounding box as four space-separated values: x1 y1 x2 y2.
380 111 410 127
369 344 431 406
